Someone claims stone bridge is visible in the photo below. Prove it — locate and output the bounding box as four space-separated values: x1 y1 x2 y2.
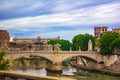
5 51 102 63
5 51 118 72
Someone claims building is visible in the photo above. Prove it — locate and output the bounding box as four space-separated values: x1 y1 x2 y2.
0 30 10 50
94 27 108 37
112 27 120 35
13 36 60 44
12 36 60 51
94 27 108 48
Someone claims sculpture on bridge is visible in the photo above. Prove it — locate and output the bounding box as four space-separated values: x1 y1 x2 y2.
88 39 93 51
54 43 61 51
47 44 53 51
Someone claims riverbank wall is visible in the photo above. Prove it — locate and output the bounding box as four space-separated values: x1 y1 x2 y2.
72 64 120 77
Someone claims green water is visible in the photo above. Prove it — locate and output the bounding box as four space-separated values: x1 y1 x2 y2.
10 59 120 80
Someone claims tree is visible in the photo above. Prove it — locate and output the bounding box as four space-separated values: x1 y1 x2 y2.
48 39 72 51
34 42 44 51
58 40 72 51
48 40 58 50
110 37 120 53
0 52 9 70
72 33 95 51
28 44 32 51
9 42 16 46
99 32 119 55
62 59 71 66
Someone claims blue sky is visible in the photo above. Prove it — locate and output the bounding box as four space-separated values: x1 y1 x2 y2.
0 0 120 41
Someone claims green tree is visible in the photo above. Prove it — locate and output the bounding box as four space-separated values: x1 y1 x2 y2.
48 40 58 50
34 42 44 51
59 40 72 51
0 52 9 70
28 44 32 51
9 42 16 47
110 37 120 53
99 32 119 55
48 39 71 51
72 33 95 51
62 59 71 66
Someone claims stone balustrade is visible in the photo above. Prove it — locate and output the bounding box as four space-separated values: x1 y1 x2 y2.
0 71 72 80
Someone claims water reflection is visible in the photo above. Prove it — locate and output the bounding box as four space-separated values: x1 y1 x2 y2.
10 59 120 80
63 68 76 73
11 69 47 76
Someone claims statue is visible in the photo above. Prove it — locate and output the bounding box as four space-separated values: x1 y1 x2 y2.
88 39 93 51
54 43 61 51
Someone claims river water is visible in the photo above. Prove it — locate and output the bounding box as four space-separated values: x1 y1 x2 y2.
10 59 120 80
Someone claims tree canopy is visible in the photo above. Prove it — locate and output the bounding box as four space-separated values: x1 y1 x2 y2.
111 37 120 50
99 32 119 55
48 39 71 51
34 42 44 45
72 33 95 51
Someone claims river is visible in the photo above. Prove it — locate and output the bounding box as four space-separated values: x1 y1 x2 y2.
10 58 120 80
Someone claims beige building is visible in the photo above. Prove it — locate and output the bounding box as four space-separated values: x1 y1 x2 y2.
12 36 60 51
0 30 10 50
112 27 120 35
13 36 60 44
94 27 108 37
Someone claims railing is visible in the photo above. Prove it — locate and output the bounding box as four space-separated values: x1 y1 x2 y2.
0 71 72 80
5 50 97 54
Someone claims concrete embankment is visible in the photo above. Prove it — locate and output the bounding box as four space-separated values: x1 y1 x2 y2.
72 64 120 77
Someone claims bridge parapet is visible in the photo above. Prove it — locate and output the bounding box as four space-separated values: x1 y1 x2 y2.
5 51 97 54
5 51 101 63
0 71 72 80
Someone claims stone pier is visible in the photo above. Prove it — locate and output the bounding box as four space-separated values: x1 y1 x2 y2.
46 61 62 72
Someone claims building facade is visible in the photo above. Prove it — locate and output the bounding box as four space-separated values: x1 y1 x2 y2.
112 27 120 35
0 30 10 50
12 36 60 51
13 36 60 44
94 27 108 37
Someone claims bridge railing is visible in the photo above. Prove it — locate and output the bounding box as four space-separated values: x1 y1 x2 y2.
5 50 97 54
0 71 71 80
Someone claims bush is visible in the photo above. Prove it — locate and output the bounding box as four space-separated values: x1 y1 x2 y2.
0 51 9 70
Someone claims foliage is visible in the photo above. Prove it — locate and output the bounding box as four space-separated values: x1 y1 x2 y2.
48 39 72 51
9 42 16 47
34 42 44 51
28 44 32 50
62 59 71 66
99 32 119 55
72 33 95 51
34 42 44 45
47 40 58 45
59 40 72 51
0 52 9 70
110 37 120 51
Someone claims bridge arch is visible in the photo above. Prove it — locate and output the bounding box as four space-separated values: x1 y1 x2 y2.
60 54 98 63
8 53 54 62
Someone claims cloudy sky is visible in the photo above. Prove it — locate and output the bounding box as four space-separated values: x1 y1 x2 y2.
0 0 120 41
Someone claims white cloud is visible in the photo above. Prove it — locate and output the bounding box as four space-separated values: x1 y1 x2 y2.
52 0 93 12
20 2 47 13
0 1 15 12
1 2 119 30
1 1 120 40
